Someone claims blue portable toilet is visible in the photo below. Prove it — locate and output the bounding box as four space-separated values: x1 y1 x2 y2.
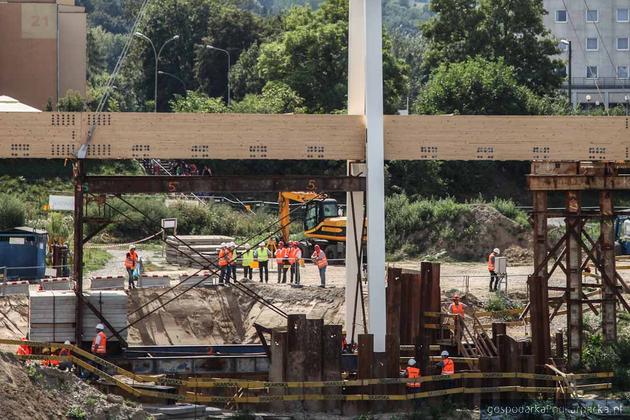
0 227 48 280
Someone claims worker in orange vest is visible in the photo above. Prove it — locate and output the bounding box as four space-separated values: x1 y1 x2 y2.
58 340 73 371
275 241 289 283
311 244 328 288
289 242 302 286
16 337 32 359
124 244 139 289
488 248 500 291
448 295 466 317
91 323 107 356
228 242 238 282
401 358 421 392
437 350 455 375
218 243 229 284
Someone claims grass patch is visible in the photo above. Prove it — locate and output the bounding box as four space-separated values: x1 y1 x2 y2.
83 248 112 273
490 197 530 228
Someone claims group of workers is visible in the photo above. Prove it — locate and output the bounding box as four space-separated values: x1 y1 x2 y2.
218 240 328 287
401 350 455 392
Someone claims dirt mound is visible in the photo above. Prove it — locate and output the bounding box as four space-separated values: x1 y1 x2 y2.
0 352 147 419
128 283 345 345
443 205 530 261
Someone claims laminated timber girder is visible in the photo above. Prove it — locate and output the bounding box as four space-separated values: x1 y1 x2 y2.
84 175 365 194
3 112 630 161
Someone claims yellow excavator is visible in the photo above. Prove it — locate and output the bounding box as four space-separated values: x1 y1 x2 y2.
278 192 348 260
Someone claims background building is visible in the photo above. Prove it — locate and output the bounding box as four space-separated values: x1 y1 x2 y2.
0 0 86 110
544 0 630 109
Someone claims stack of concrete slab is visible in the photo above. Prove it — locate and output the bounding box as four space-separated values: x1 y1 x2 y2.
40 277 73 291
90 275 126 290
81 291 128 342
29 291 75 342
28 290 129 343
165 235 233 268
2 280 30 296
138 274 172 289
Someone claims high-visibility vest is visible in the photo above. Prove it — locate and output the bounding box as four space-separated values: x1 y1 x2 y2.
312 250 328 269
288 247 300 264
450 302 464 316
125 250 138 269
488 252 496 272
256 247 269 262
59 348 71 357
218 249 228 267
275 248 286 264
406 366 421 388
16 344 31 356
441 358 455 375
242 250 254 267
229 250 237 265
92 331 107 355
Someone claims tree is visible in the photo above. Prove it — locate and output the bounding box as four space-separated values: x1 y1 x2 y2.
230 81 306 113
256 0 408 113
0 194 25 230
169 91 229 113
422 0 563 93
414 57 542 115
57 90 86 112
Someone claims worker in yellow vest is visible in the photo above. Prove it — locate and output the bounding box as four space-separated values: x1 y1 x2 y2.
255 242 271 283
242 244 254 281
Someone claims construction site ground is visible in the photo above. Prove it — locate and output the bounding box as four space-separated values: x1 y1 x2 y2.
1 245 626 346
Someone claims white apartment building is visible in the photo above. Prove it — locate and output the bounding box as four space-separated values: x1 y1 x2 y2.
543 0 630 109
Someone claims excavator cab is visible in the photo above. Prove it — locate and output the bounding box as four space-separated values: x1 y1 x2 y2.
304 199 339 231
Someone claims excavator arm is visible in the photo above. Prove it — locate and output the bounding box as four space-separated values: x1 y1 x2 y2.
278 192 324 243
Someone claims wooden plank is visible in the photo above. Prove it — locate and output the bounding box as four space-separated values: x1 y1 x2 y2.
4 113 630 161
322 325 342 414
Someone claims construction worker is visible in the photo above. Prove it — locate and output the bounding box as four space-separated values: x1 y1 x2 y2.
16 337 31 357
255 242 271 283
311 244 328 288
436 350 455 375
289 242 302 286
229 242 238 282
488 248 500 292
448 294 466 317
218 243 229 284
91 323 107 356
241 244 254 280
58 340 73 371
401 358 421 391
276 241 289 283
124 244 139 289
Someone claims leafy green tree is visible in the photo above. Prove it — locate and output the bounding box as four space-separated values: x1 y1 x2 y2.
414 57 542 115
231 81 306 113
422 0 563 93
257 0 408 113
169 91 229 113
0 194 25 230
229 43 266 101
57 90 86 112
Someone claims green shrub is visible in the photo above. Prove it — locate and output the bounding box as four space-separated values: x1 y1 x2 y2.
0 193 26 230
490 197 529 228
66 405 87 420
582 332 630 390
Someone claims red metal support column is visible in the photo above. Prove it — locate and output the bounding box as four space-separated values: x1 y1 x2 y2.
73 160 85 346
529 189 551 368
566 191 582 368
600 191 617 343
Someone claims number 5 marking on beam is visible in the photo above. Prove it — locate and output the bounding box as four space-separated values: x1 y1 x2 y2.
168 182 178 192
307 179 317 191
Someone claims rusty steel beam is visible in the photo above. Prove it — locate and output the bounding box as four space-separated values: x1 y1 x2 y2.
600 191 617 343
528 175 630 191
565 191 583 369
73 161 85 346
84 175 365 194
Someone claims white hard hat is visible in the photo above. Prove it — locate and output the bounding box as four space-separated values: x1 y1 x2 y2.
441 350 449 357
259 242 265 247
408 358 416 366
129 244 136 250
244 243 251 250
230 242 236 248
96 323 105 330
64 340 71 345
220 242 226 247
493 248 500 255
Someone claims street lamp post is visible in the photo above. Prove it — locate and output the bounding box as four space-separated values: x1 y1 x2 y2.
158 71 186 93
206 45 231 106
561 39 572 108
134 32 180 112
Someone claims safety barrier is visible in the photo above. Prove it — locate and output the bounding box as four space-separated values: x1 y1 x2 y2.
2 339 613 405
1 280 30 296
138 275 171 289
39 277 73 291
90 276 125 290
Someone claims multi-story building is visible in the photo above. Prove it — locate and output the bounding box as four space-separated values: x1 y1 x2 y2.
0 0 87 110
543 1 630 109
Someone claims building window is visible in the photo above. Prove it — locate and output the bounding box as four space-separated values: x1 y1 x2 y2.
619 66 629 79
556 10 567 22
586 9 598 22
618 37 629 50
586 37 598 51
587 66 598 79
618 8 630 22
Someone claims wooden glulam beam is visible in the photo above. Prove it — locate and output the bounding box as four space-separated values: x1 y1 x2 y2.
2 112 630 161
